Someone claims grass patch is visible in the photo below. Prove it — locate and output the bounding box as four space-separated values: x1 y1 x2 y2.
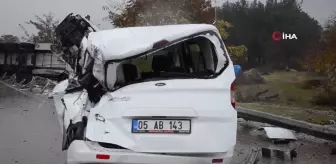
236 71 336 125
261 71 329 110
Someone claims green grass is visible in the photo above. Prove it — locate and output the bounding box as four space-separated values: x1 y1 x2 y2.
261 71 324 109
236 71 336 125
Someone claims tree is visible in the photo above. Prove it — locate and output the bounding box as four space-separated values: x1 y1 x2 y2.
103 0 247 59
103 0 215 27
19 12 60 44
218 0 321 69
215 20 248 62
308 13 336 87
0 34 20 43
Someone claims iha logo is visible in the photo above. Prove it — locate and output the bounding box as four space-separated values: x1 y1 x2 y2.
272 31 298 41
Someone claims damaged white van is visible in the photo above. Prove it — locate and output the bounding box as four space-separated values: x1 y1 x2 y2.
52 14 237 164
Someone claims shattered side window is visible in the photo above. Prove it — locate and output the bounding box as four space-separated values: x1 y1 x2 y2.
108 36 218 89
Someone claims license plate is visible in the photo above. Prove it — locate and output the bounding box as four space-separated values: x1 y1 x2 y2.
132 119 191 134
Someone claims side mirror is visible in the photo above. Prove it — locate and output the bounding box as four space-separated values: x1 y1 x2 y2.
234 65 242 76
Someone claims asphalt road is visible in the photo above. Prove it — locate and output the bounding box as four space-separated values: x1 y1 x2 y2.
0 82 336 164
0 82 66 164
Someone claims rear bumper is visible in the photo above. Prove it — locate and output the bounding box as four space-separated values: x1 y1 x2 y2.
67 140 234 164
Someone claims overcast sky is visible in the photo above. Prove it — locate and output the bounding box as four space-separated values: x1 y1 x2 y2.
0 0 335 37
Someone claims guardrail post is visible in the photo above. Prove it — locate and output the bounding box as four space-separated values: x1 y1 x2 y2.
40 79 50 94
29 76 37 91
11 74 17 85
17 79 26 88
20 76 35 89
6 74 16 84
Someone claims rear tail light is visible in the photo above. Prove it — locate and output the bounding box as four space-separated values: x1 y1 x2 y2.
212 158 224 163
231 83 236 109
96 154 110 160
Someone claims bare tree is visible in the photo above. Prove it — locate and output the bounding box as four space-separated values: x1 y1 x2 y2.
19 12 60 44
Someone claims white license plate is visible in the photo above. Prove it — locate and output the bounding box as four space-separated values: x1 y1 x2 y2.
132 119 191 134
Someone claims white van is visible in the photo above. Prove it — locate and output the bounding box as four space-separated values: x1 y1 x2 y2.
52 23 237 164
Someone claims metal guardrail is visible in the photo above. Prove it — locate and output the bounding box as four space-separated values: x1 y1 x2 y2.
237 107 336 142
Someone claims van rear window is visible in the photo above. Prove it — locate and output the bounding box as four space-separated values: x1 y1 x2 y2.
106 36 220 90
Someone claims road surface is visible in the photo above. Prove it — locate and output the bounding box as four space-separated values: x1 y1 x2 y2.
0 82 66 164
0 82 335 164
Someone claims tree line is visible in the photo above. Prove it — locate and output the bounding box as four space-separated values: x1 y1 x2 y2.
0 0 333 74
102 0 325 70
218 0 322 70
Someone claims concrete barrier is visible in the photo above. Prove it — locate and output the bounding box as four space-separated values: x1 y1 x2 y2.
237 107 336 142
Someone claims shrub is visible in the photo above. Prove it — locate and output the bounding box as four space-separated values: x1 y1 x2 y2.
297 74 327 89
300 79 324 89
312 89 336 106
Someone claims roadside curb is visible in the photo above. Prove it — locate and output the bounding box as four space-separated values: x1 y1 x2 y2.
237 107 336 142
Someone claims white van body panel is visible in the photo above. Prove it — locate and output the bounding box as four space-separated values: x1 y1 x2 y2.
85 64 236 153
52 23 237 164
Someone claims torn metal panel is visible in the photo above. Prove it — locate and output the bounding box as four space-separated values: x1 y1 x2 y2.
63 91 88 120
260 127 297 141
52 79 91 132
52 79 69 131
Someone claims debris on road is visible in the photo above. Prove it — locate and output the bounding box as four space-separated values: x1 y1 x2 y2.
232 146 261 164
0 73 57 97
260 127 297 143
260 143 298 161
244 147 261 164
250 126 299 161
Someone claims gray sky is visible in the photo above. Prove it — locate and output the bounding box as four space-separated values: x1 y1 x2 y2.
0 0 335 37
